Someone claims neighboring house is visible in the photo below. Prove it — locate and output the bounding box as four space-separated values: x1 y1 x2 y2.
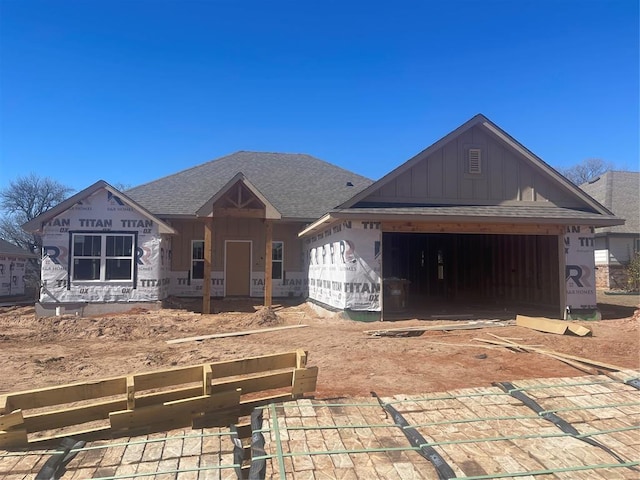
23 115 623 318
580 171 640 290
0 238 37 299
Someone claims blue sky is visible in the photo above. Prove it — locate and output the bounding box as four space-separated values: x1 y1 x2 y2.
1 0 638 193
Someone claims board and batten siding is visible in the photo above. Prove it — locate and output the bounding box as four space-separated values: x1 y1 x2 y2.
366 125 579 207
168 218 305 274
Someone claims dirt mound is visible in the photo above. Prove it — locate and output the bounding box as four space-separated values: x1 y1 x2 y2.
236 307 282 329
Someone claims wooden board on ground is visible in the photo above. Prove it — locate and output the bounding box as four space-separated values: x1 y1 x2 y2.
516 314 591 336
475 335 626 372
365 320 511 337
166 324 308 344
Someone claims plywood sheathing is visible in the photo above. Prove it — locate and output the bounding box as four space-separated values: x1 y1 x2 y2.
260 372 640 479
1 372 638 479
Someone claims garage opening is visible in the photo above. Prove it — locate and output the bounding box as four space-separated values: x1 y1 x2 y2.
382 232 560 315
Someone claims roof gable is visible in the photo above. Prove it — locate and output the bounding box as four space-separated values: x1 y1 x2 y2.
339 114 612 216
196 172 281 219
126 152 373 220
22 180 176 234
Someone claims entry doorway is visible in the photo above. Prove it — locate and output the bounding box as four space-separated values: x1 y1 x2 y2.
225 241 251 296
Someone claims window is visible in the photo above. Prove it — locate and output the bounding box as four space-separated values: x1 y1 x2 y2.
272 241 283 280
192 240 204 280
72 233 134 281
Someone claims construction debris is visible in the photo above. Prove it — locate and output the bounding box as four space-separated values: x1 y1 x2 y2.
516 314 592 336
0 350 317 448
166 324 308 344
475 334 627 373
364 319 512 337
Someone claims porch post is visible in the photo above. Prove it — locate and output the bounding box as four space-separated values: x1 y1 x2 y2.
203 216 213 314
264 219 273 307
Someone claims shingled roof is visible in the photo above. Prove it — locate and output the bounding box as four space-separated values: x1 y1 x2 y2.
125 151 373 220
580 171 639 234
0 238 37 257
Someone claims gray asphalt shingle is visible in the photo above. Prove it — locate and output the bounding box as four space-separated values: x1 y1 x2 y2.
0 238 36 257
125 151 373 219
334 205 621 225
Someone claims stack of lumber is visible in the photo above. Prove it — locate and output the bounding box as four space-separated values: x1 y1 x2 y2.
0 349 317 449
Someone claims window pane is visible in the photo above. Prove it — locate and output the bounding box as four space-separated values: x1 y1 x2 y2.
74 259 100 280
192 260 204 279
193 241 204 260
106 259 132 280
272 242 283 261
91 236 101 256
74 235 101 256
272 262 282 280
106 236 133 257
106 236 116 256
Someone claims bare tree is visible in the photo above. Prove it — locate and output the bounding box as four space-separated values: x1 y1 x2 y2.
0 173 74 251
561 158 613 185
0 174 73 296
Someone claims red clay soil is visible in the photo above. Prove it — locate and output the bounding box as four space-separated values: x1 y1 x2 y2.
0 293 638 399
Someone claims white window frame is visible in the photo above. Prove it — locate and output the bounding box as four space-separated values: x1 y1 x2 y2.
191 240 205 280
71 232 135 282
272 241 284 280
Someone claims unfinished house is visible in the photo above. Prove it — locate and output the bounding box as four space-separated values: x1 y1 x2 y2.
0 239 37 300
24 115 622 319
580 171 640 290
300 114 623 320
23 152 372 316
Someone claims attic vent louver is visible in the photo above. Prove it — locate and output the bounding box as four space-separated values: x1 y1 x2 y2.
468 148 482 174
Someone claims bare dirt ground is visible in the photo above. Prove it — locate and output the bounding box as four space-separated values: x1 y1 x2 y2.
0 292 638 399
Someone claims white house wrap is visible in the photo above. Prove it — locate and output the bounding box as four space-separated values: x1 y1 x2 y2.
39 189 170 303
564 225 597 310
0 256 28 297
306 221 382 311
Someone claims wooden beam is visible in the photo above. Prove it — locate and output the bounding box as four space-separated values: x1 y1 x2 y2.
296 349 308 368
382 221 564 236
203 364 212 396
126 376 135 410
5 378 126 411
264 219 273 307
166 324 308 344
23 400 125 432
0 395 9 415
212 207 264 218
203 216 213 314
209 351 299 378
292 366 319 397
109 389 241 432
134 364 204 390
210 371 294 395
475 336 627 371
0 428 28 449
0 409 23 430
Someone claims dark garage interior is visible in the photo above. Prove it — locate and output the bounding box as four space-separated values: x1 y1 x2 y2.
382 232 561 316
